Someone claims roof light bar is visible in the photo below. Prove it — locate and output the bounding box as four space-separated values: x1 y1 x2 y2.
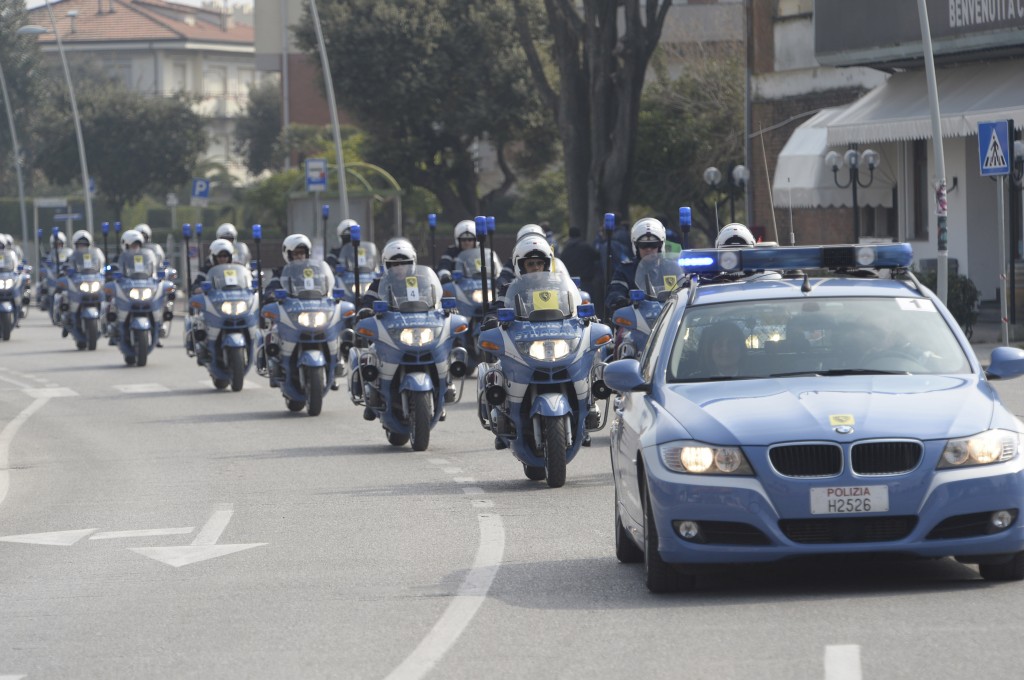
678 243 912 274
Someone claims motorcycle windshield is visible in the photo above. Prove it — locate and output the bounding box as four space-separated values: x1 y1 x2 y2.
207 264 253 291
338 242 380 274
635 253 683 302
119 251 158 280
69 248 105 274
0 252 16 272
281 260 332 299
378 264 443 312
505 271 576 321
453 248 502 280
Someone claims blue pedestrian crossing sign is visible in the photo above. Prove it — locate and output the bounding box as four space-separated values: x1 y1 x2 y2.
979 121 1010 176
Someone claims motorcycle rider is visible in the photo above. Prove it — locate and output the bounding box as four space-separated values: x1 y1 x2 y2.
436 220 477 272
49 230 71 264
191 238 235 292
359 237 418 309
134 223 166 266
57 231 105 338
715 222 757 248
495 223 546 289
215 222 252 266
107 229 157 345
605 217 666 315
327 218 358 268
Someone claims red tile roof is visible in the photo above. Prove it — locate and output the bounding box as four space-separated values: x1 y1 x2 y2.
25 0 253 46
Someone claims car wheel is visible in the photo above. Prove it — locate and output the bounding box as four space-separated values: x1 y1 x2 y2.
979 552 1024 581
615 484 643 564
643 478 694 593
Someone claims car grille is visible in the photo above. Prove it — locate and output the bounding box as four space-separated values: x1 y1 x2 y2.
779 516 917 544
695 521 771 546
851 441 921 474
769 444 842 477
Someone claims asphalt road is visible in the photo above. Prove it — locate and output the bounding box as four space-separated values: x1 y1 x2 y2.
2 310 1024 680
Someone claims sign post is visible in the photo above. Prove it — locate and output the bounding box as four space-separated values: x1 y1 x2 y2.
306 159 328 259
979 120 1012 344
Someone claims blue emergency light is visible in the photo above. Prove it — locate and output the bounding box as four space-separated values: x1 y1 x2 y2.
373 300 389 314
486 216 496 234
678 243 914 274
182 223 192 238
497 308 515 323
678 207 691 233
322 205 330 220
629 289 645 303
350 224 361 242
195 223 203 236
604 213 615 231
101 221 109 235
475 216 486 233
577 303 595 318
442 297 457 311
201 281 212 293
114 222 121 233
452 271 464 282
274 289 287 300
252 224 262 240
428 213 437 230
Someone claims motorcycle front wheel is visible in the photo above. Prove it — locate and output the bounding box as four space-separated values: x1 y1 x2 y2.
409 391 433 452
542 415 568 488
386 429 410 446
84 317 99 350
228 346 246 392
134 328 150 367
304 365 324 416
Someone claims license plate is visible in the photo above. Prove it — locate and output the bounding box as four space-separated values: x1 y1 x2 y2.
810 485 889 514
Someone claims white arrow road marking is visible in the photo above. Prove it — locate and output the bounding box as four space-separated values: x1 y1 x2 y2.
130 504 265 567
112 384 169 393
825 644 862 680
0 397 49 508
0 528 98 546
0 673 27 679
385 512 504 680
90 527 194 540
0 373 35 389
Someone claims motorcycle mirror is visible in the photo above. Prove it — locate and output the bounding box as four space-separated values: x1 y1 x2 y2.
357 307 374 319
577 303 595 318
372 300 389 314
441 297 457 311
497 308 514 323
201 281 213 293
629 289 645 304
273 289 287 300
332 288 345 300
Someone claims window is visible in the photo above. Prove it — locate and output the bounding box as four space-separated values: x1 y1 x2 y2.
911 140 929 241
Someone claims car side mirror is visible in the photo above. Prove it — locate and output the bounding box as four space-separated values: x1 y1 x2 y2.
602 359 650 393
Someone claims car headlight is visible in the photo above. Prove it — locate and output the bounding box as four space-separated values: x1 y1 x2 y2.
517 339 574 361
399 327 436 346
659 441 754 475
220 300 249 315
471 289 484 304
297 311 328 328
129 287 153 300
938 429 1022 468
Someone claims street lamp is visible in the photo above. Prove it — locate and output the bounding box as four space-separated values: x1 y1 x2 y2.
825 147 879 243
307 0 350 222
0 59 29 256
703 164 749 229
19 6 93 235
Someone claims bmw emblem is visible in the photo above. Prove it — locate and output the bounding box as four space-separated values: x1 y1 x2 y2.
834 425 854 435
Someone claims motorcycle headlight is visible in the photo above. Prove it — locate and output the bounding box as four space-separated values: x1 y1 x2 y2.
129 287 153 300
938 429 1022 468
471 289 484 304
399 327 436 346
659 441 754 475
220 300 249 315
518 338 574 362
0 279 12 290
297 311 328 328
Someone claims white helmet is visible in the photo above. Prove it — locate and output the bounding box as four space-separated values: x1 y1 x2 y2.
381 237 417 268
630 217 666 257
71 229 93 247
215 223 238 241
134 223 152 242
715 223 756 248
209 238 235 264
121 229 144 250
454 219 476 242
516 224 545 241
336 218 358 242
51 231 68 248
512 234 553 276
282 233 312 261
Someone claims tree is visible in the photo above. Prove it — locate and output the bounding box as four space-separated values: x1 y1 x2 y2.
632 50 745 246
0 4 44 196
235 78 283 175
32 69 207 221
511 0 672 239
293 0 554 219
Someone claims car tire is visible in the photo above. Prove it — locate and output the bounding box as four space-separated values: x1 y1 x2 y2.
643 478 694 593
615 485 643 564
979 552 1024 581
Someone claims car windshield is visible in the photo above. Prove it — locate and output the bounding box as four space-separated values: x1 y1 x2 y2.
207 264 252 291
280 260 331 299
635 253 683 302
337 242 379 274
454 248 502 280
666 296 972 382
378 264 442 312
504 271 576 321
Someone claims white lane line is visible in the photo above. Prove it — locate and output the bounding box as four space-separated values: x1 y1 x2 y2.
0 397 49 508
192 504 234 546
112 384 169 394
385 513 504 680
25 387 77 399
452 477 475 484
0 373 34 389
0 673 27 679
470 500 493 508
460 487 485 495
825 644 862 680
90 527 194 540
443 468 463 475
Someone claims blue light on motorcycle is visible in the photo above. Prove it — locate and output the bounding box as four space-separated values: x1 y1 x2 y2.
102 221 109 234
201 282 213 293
373 300 389 314
274 289 287 300
497 308 514 323
322 204 330 219
604 213 615 231
441 297 457 310
252 224 262 240
351 224 361 242
332 288 345 300
428 213 437 229
577 303 595 318
182 223 192 238
629 289 645 303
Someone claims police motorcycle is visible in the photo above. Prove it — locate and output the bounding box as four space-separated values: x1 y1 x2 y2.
187 264 259 391
333 240 379 303
41 235 71 325
105 246 174 366
259 259 353 416
349 265 469 451
57 248 106 350
442 247 503 376
477 269 613 487
0 250 28 341
610 252 682 359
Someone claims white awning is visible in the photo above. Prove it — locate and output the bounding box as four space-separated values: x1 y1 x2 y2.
827 61 1024 146
772 107 894 209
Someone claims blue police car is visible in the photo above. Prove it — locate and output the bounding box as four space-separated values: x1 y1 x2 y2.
604 243 1024 592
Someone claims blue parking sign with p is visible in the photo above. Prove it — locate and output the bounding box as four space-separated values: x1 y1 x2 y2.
192 178 210 199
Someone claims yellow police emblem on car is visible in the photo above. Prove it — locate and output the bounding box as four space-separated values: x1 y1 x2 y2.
829 414 854 426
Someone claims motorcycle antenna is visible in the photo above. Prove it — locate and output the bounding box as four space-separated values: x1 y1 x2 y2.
321 204 329 261
428 213 437 269
101 221 110 261
475 216 489 307
351 223 362 304
51 226 62 266
603 213 615 299
182 223 192 297
252 224 264 314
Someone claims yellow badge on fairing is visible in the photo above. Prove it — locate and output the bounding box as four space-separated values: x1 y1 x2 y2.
533 290 559 310
663 274 678 289
829 414 855 427
475 258 481 269
223 268 238 286
405 276 418 289
303 268 314 279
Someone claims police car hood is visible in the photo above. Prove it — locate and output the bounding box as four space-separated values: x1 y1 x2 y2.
662 374 997 445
